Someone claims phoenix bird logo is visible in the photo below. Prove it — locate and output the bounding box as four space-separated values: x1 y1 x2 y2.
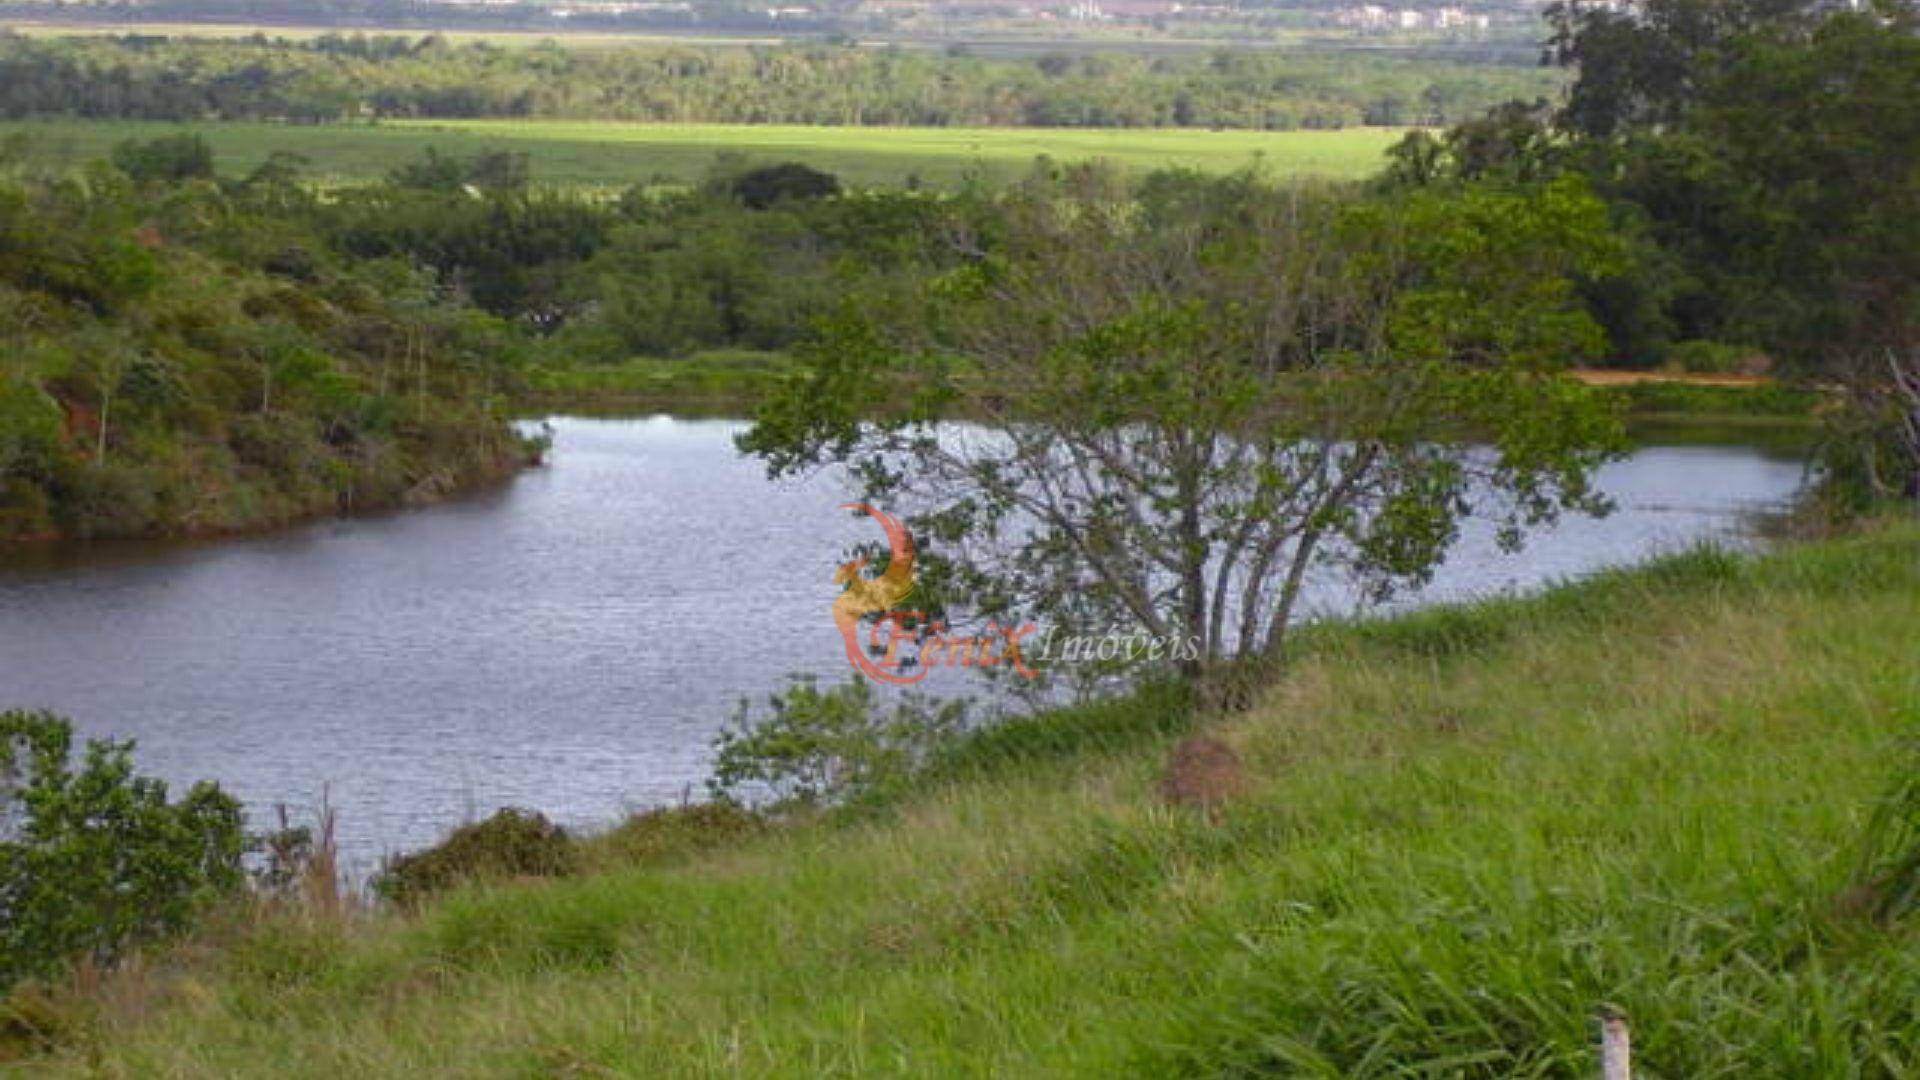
832 503 925 684
831 503 1038 683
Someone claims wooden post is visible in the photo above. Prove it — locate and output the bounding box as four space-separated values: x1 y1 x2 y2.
1600 1008 1631 1080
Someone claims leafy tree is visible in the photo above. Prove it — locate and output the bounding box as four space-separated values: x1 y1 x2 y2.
327 173 611 329
1544 1 1920 495
728 162 842 209
742 174 1626 702
1382 129 1446 187
1443 100 1559 182
0 711 245 991
1688 8 1920 358
388 147 530 194
1693 11 1920 500
109 133 216 185
1544 0 1811 139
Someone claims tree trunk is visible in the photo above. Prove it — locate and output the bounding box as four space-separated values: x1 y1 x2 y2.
1893 351 1920 499
95 390 111 464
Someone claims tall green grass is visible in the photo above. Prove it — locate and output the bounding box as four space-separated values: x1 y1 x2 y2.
21 526 1920 1077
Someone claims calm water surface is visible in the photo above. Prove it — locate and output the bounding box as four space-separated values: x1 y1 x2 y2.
0 417 1807 868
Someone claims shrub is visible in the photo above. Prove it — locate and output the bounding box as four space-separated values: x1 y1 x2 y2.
589 802 764 867
1665 339 1756 375
707 677 969 809
0 711 245 993
1609 380 1821 418
372 809 578 908
729 162 842 209
50 460 161 539
110 134 215 185
0 479 52 541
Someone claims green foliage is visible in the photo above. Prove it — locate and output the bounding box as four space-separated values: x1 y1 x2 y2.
1666 338 1757 375
388 147 529 194
539 185 953 362
1851 745 1920 925
0 34 1560 131
0 376 60 537
708 678 971 809
0 711 245 992
1545 0 1816 140
372 808 579 908
587 802 764 867
519 350 794 409
0 152 538 540
327 168 610 328
744 170 1626 692
109 133 215 185
1431 0 1920 500
727 162 841 209
1606 379 1821 419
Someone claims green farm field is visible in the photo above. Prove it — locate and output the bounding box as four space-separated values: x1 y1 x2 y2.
0 118 1407 189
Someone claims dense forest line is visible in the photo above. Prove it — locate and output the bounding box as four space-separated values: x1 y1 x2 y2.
0 32 1560 128
0 0 826 34
0 0 1544 38
0 140 538 542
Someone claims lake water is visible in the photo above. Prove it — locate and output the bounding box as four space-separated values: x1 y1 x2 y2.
0 416 1808 869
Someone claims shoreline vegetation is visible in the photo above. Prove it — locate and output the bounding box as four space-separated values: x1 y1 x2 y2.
6 522 1919 1072
0 155 547 543
518 350 1831 423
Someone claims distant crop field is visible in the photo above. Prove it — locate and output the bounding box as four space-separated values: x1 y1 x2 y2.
0 119 1405 189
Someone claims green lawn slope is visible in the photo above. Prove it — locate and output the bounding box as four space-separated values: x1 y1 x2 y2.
27 526 1920 1076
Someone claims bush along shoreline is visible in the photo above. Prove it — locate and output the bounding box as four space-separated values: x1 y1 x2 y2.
6 521 1920 1070
0 141 543 544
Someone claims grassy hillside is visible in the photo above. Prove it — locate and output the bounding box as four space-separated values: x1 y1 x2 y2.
0 120 1404 189
21 526 1920 1075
